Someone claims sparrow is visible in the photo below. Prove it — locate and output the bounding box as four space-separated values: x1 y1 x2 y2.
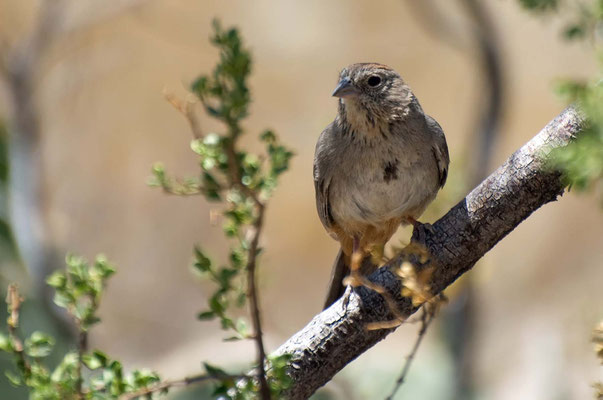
313 63 449 309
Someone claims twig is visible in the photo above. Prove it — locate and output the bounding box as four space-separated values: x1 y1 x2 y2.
164 92 203 139
385 303 437 400
75 329 87 399
5 284 31 380
245 202 271 400
118 372 249 400
223 132 270 398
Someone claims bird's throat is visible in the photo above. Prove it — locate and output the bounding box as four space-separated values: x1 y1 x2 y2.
339 99 389 139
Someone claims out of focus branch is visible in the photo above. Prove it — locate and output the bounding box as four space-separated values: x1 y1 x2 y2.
405 0 504 182
0 0 154 292
405 2 504 397
275 106 585 399
403 0 465 51
460 0 504 183
1 0 65 288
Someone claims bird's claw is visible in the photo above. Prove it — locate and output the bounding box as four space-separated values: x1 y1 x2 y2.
411 221 434 246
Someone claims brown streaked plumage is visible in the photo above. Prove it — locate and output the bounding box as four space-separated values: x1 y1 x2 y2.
314 63 449 309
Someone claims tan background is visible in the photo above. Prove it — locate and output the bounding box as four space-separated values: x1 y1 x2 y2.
0 0 602 399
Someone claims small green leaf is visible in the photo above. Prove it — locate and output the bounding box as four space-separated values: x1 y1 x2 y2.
0 333 12 352
204 133 221 146
193 246 212 273
82 350 108 369
518 0 558 12
25 331 55 358
46 271 66 289
128 368 160 389
197 310 216 320
235 318 248 336
564 24 585 40
203 362 226 376
260 130 276 144
5 370 21 386
52 291 74 309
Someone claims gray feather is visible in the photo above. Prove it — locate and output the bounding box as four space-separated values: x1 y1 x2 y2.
425 114 450 187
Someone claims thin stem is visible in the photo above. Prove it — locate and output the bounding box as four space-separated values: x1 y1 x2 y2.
75 328 87 399
385 305 436 400
223 126 270 398
246 203 270 399
175 80 270 398
164 92 203 139
5 284 31 380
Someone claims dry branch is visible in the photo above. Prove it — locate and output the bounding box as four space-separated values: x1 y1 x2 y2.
274 106 585 399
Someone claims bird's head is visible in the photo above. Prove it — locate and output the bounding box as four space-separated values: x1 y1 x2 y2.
333 63 414 129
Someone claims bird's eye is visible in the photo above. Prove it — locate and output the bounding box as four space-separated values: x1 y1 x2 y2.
367 75 382 87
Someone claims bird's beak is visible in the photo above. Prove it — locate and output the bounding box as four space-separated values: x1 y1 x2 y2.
332 77 358 98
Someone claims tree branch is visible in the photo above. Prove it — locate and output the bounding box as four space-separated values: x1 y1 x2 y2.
273 106 585 399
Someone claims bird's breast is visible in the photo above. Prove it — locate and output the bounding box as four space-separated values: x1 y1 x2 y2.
328 138 439 234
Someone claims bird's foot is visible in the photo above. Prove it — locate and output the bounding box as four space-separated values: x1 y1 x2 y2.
410 219 435 247
341 286 352 310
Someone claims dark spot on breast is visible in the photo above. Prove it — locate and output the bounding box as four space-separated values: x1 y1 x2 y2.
383 160 399 183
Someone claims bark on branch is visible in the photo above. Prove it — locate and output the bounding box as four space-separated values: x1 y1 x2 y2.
274 106 585 399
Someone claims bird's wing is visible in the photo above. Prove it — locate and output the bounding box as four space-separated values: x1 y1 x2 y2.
426 114 450 188
313 124 337 231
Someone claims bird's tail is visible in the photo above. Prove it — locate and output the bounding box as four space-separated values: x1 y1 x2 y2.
323 248 378 310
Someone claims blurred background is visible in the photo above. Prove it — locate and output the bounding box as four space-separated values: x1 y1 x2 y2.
0 0 601 399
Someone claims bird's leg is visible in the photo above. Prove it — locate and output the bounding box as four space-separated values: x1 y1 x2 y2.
369 242 386 266
351 236 361 271
344 236 363 287
341 236 362 309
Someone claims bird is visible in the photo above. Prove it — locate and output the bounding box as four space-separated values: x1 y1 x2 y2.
313 63 449 309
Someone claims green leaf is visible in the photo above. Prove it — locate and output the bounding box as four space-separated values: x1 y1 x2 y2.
518 0 558 12
209 295 226 315
260 130 276 144
51 352 78 383
128 369 160 389
197 310 216 320
235 318 248 336
202 172 222 201
203 362 226 376
564 24 585 40
25 331 55 358
5 370 21 386
204 133 221 146
52 291 74 309
46 271 66 289
193 246 212 273
94 255 116 278
82 351 108 370
0 333 12 352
